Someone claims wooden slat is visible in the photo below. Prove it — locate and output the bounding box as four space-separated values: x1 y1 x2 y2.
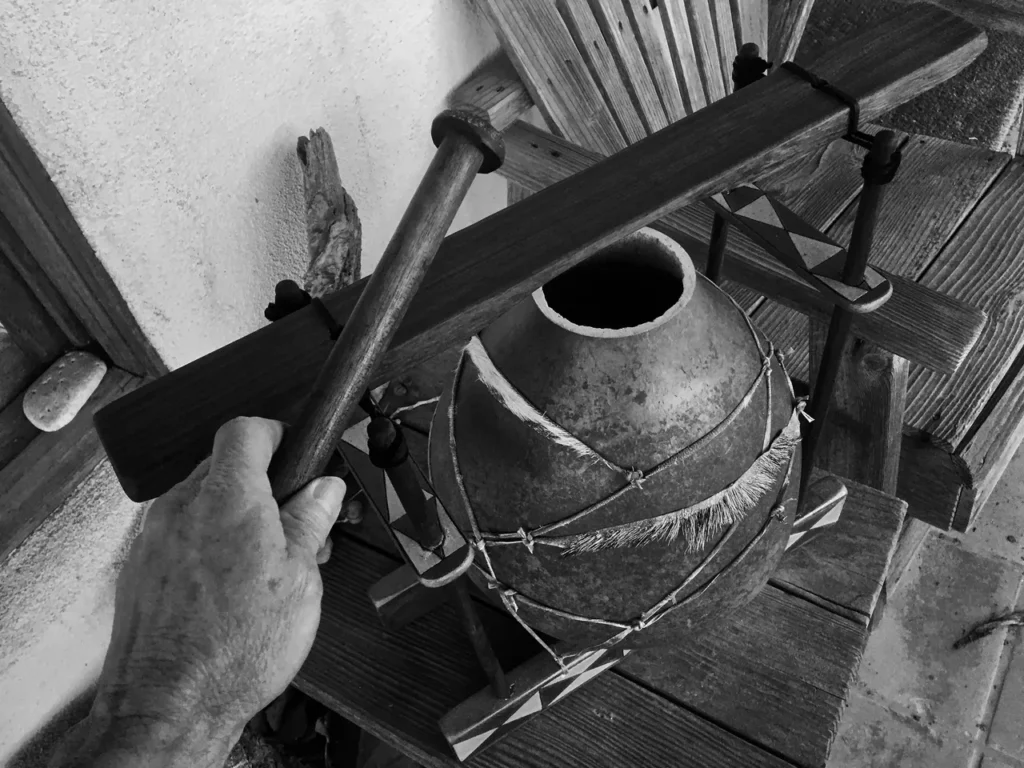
0 330 40 411
0 100 165 377
449 53 534 132
768 0 817 64
622 0 690 121
0 236 70 364
732 0 769 54
299 536 798 768
620 585 865 768
712 0 738 89
588 0 670 133
660 0 709 111
476 0 626 154
95 8 988 502
557 0 649 143
0 393 39 473
0 367 141 562
500 122 983 375
908 162 1024 448
685 0 730 102
771 473 905 625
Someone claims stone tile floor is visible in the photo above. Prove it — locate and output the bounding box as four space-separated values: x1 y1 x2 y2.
829 443 1024 767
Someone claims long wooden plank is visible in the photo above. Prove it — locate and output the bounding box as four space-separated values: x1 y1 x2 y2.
0 100 165 377
620 585 864 768
686 0 730 102
476 0 626 154
0 232 70 364
588 0 671 132
557 0 649 143
660 0 709 111
712 0 738 89
732 0 768 54
768 0 817 64
0 368 141 562
907 162 1024 449
623 0 690 121
0 393 38 473
771 472 905 625
95 7 988 502
499 122 983 375
299 535 798 768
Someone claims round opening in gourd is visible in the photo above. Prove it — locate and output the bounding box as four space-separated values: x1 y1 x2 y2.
534 229 695 337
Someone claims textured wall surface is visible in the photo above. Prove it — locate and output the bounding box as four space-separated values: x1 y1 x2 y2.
0 0 504 369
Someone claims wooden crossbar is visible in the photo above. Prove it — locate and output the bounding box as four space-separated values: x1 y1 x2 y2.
95 5 985 502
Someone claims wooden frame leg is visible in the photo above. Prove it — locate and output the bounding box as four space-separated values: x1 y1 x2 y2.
368 565 451 630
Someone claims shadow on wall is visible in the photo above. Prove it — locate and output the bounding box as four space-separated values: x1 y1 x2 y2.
7 688 93 768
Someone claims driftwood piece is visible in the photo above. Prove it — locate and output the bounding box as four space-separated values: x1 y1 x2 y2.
297 129 361 298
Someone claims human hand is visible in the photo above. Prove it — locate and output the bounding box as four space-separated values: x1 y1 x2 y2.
51 417 346 768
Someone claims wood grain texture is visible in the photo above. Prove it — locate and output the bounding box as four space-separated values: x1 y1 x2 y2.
0 100 165 377
0 230 70 364
588 0 670 133
686 0 730 102
660 0 709 111
907 162 1024 448
620 585 865 768
772 471 905 626
268 132 484 502
299 535 797 768
768 0 817 64
623 0 690 121
0 330 40 411
885 517 933 592
450 53 534 132
476 0 627 154
901 0 1024 33
95 8 988 502
712 0 738 88
0 367 141 562
732 0 769 54
500 122 983 375
557 0 650 143
896 428 975 530
0 393 39 473
298 128 361 298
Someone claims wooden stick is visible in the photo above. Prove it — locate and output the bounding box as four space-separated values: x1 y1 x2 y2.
94 6 987 502
705 213 730 283
803 131 901 486
268 127 490 501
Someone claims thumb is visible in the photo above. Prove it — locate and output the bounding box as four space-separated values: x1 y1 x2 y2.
280 476 346 559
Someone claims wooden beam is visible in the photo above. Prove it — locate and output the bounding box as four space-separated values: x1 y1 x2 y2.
450 54 534 133
768 0 817 64
0 99 166 377
0 231 71 364
95 5 987 502
0 368 141 562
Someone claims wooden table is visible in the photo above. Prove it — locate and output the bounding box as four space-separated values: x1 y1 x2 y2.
292 359 906 768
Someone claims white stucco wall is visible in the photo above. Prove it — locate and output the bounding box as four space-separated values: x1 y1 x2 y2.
0 0 505 370
0 0 504 760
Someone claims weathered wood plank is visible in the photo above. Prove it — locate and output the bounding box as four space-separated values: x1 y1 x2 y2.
0 393 38 473
686 0 730 102
712 0 738 88
620 585 865 768
732 0 769 54
896 428 975 530
908 161 1024 448
768 0 817 64
0 330 40 411
95 8 988 502
0 234 70 365
300 535 798 768
0 368 141 562
476 0 626 154
899 0 1024 34
588 0 671 132
660 0 709 111
557 0 649 143
772 472 906 624
0 99 165 377
498 122 983 376
623 0 690 121
450 53 534 132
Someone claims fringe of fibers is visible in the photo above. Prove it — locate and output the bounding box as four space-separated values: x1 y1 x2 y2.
559 413 801 556
464 336 603 464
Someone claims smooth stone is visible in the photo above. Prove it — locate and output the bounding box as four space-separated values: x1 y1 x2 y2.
22 351 107 432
